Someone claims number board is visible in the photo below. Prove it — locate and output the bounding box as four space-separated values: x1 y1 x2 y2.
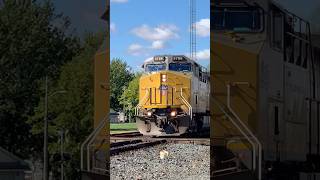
154 56 167 62
172 56 186 61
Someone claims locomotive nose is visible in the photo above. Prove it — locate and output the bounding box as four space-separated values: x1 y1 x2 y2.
139 71 191 110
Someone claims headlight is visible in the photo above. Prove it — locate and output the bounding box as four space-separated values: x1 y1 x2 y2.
161 74 167 82
147 111 152 117
170 111 177 117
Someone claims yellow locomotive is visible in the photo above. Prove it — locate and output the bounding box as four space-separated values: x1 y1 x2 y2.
135 55 210 136
211 0 320 178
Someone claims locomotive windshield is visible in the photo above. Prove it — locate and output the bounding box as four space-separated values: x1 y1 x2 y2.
211 6 262 32
146 64 166 72
169 63 191 72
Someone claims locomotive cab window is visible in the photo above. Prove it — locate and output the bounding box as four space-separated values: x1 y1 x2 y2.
169 63 192 72
146 63 166 72
271 9 284 50
194 64 199 77
211 6 263 32
203 74 208 83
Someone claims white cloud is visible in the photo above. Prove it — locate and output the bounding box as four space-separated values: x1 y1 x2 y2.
132 24 179 41
111 0 128 3
127 43 144 56
194 18 210 37
184 49 210 60
128 24 180 56
196 49 210 60
150 40 165 50
127 40 165 57
110 22 116 32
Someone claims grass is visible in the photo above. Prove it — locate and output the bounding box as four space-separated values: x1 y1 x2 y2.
110 122 137 134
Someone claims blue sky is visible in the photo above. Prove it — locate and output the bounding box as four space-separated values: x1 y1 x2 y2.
50 0 320 72
50 0 320 39
110 0 210 71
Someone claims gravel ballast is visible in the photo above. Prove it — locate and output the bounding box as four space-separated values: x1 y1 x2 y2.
110 143 210 180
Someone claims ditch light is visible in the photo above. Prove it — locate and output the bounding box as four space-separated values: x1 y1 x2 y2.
170 111 177 117
161 74 167 82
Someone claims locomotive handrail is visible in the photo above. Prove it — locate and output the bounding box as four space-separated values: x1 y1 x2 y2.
86 118 108 172
212 166 238 174
174 87 191 116
135 89 150 116
212 97 256 172
80 115 108 171
178 87 192 120
305 97 320 102
286 32 310 44
226 83 262 180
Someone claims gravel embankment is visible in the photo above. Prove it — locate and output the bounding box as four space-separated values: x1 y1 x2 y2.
110 143 210 180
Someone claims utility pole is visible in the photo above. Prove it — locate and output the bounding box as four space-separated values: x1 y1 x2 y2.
43 75 66 180
60 129 64 180
44 76 48 180
190 0 197 61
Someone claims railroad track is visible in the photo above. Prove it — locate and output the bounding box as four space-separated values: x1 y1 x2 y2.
110 131 142 137
111 136 210 145
110 132 253 179
111 131 209 142
110 139 166 156
110 131 210 156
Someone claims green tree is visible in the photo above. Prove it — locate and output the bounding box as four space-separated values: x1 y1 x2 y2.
0 0 80 159
110 58 134 111
119 72 142 122
28 32 105 178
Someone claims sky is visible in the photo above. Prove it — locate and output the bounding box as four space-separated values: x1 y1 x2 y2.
49 0 320 71
110 0 210 71
53 0 106 37
49 0 320 35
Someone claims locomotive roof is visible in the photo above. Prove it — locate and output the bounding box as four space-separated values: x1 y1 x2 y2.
143 55 197 64
213 0 289 13
142 55 207 70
